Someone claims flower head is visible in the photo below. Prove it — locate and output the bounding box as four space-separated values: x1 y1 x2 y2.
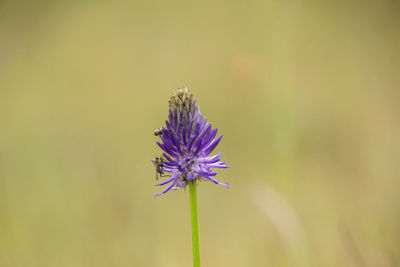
153 86 229 197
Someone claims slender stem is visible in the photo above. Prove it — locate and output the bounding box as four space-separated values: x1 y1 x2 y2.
189 182 200 267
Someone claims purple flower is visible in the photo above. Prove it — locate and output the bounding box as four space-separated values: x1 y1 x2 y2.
153 86 229 197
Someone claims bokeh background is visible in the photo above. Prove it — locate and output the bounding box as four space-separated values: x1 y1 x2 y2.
1 1 399 266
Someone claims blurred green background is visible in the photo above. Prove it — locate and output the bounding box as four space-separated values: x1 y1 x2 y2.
1 0 399 266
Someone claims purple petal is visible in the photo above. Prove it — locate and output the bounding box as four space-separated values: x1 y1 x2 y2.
162 153 175 162
187 116 194 140
186 172 196 181
208 163 229 168
155 175 177 186
160 133 175 150
166 120 172 131
154 180 177 197
163 161 179 166
167 131 183 156
203 134 223 156
157 141 178 158
193 123 211 150
182 121 187 145
207 177 230 188
197 153 222 163
187 134 197 153
198 156 221 164
202 128 218 147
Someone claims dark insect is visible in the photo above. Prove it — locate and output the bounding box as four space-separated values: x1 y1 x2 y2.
154 127 163 137
153 156 167 180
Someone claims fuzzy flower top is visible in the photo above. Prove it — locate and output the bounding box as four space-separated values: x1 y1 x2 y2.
153 86 229 197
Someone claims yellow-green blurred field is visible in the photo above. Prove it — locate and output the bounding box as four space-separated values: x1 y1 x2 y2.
1 1 399 266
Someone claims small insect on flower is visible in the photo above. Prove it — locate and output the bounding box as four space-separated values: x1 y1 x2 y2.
154 127 163 137
152 86 229 197
152 156 168 180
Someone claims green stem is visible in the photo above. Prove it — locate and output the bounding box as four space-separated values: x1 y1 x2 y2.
189 182 200 267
